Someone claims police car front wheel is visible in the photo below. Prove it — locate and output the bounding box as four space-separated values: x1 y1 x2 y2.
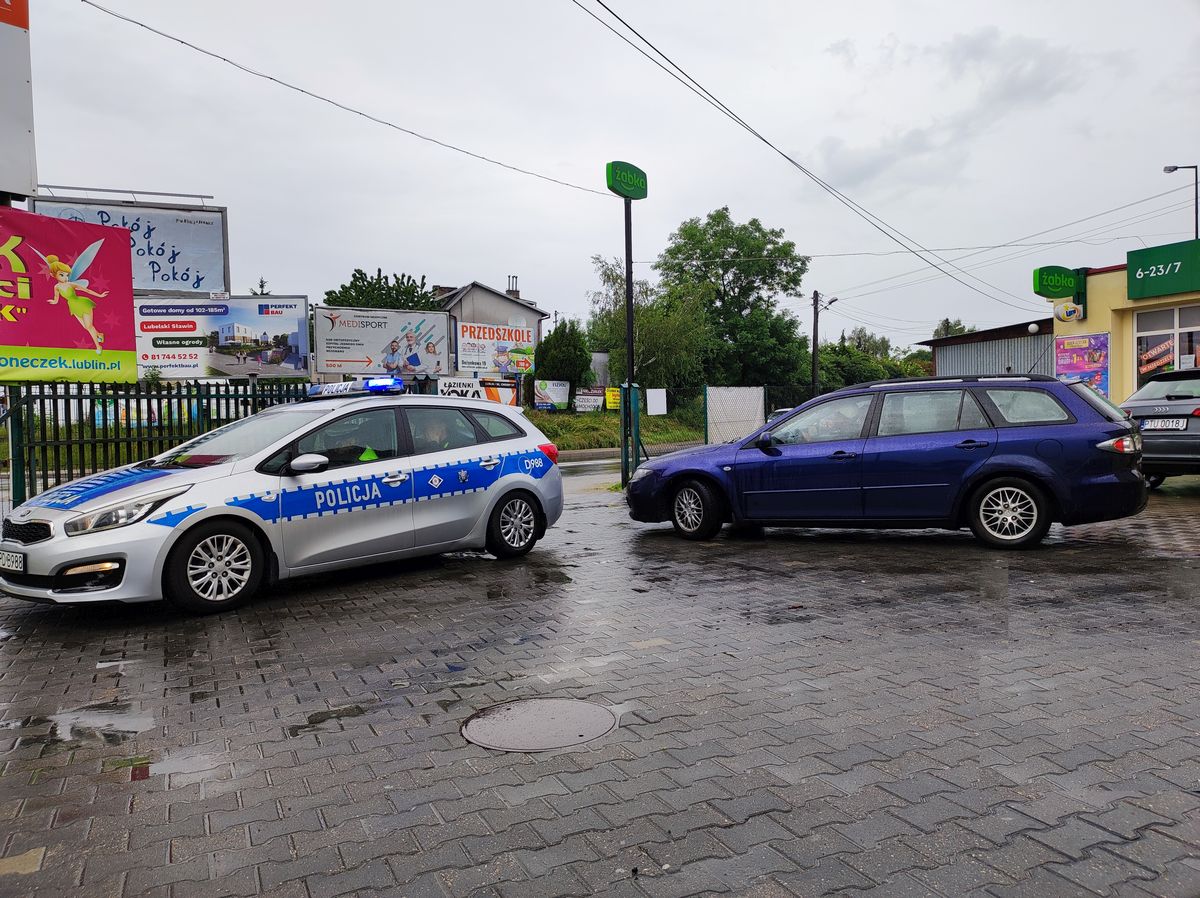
487 492 541 558
165 520 265 613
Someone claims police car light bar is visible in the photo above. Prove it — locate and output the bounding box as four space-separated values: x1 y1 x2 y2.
305 377 407 399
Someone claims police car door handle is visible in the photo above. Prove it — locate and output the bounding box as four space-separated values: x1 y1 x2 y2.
382 472 409 485
480 458 501 470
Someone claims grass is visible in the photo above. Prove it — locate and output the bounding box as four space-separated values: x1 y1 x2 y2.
524 409 704 451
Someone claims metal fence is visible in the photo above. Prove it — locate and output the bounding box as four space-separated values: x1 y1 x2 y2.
0 380 309 514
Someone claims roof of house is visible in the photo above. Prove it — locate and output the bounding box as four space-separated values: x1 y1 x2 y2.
918 318 1053 348
439 281 550 319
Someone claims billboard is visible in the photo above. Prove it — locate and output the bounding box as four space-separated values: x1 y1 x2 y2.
533 380 569 410
0 0 35 198
457 322 535 375
314 306 450 378
0 206 136 382
437 376 518 406
574 388 604 412
32 198 229 294
135 295 309 378
1055 333 1110 398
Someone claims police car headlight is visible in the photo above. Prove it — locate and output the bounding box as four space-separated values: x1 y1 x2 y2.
64 487 192 537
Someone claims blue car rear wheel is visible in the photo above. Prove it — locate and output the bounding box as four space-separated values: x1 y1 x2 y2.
967 477 1050 549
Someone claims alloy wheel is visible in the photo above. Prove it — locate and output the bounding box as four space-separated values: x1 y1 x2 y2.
186 534 253 602
499 498 536 548
674 487 704 533
978 487 1038 541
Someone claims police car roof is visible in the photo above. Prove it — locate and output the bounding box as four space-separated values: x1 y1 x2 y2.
303 392 525 413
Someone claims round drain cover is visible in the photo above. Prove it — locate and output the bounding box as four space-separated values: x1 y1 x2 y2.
461 699 618 752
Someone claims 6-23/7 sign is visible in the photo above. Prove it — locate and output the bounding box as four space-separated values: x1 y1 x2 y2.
1128 239 1200 300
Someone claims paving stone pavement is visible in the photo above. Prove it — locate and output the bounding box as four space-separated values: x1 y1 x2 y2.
0 471 1198 898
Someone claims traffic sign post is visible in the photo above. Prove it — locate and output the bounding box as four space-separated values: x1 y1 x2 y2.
606 161 647 486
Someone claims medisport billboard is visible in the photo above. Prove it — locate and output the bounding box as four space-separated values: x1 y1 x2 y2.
313 306 450 378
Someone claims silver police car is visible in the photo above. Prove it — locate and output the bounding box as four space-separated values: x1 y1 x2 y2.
0 380 563 613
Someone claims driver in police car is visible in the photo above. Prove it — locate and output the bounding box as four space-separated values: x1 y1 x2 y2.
321 420 378 465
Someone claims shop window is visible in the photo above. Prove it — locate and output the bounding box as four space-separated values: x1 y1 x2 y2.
1178 305 1200 329
1136 309 1175 333
1136 333 1175 387
1178 330 1200 372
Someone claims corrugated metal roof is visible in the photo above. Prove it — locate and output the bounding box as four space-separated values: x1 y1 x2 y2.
933 334 1054 377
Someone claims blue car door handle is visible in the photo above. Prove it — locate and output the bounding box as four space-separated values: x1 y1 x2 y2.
827 450 858 460
955 439 989 449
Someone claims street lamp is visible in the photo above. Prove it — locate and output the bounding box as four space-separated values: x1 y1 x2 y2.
1163 164 1199 240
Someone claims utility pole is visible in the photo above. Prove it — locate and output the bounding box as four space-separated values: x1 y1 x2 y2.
810 290 838 397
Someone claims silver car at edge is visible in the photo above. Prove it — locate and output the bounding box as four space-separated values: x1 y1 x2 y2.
0 385 563 613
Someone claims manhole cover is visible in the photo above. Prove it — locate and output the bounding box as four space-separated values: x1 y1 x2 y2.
461 698 618 752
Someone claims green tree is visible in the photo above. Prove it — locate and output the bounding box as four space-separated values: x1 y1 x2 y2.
843 326 894 359
932 317 975 339
656 207 810 385
249 277 271 296
586 255 710 390
324 269 442 311
817 344 887 392
534 319 594 395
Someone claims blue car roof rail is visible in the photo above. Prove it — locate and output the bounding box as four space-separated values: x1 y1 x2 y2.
843 374 1058 391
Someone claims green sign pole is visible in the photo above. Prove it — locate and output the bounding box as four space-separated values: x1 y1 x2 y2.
607 161 647 486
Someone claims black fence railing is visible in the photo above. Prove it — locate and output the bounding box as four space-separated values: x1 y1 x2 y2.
2 380 309 505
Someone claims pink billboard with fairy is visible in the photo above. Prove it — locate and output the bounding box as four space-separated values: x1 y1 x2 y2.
0 206 135 382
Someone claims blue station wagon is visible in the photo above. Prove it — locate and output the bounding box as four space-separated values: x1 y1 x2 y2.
627 375 1147 549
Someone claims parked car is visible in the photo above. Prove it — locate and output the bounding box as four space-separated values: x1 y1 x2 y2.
767 407 792 422
1121 370 1200 489
627 375 1146 549
0 379 562 612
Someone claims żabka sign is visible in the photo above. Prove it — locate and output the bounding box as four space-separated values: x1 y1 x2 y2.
0 207 136 382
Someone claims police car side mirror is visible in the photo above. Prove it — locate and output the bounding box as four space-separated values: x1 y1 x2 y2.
289 453 329 475
756 431 774 450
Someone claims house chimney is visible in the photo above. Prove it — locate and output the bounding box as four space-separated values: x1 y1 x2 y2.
506 275 520 300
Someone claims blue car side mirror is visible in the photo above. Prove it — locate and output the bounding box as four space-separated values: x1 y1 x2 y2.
756 431 774 450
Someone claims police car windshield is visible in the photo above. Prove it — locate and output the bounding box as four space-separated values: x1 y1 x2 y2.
152 408 326 469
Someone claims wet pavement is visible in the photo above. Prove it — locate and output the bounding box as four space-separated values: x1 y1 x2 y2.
0 471 1198 897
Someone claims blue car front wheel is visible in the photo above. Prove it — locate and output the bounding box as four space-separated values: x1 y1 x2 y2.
670 479 723 541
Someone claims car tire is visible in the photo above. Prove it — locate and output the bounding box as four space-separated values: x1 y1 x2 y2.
670 479 724 541
967 477 1051 549
486 491 541 558
1146 474 1166 490
164 520 265 614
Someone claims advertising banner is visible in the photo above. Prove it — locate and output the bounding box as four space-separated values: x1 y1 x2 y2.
533 379 569 410
0 206 136 382
605 386 621 410
1055 333 1110 397
0 0 35 198
457 321 535 375
437 376 518 406
135 295 309 378
314 306 449 378
32 198 228 294
574 388 604 412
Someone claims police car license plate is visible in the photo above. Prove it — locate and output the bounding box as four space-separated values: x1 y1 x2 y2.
0 551 25 573
1141 418 1188 431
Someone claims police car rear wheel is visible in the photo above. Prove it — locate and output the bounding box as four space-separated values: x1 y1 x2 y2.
487 493 540 558
165 521 265 613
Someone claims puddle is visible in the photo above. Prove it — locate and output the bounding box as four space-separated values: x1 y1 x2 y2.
17 701 154 750
286 705 367 738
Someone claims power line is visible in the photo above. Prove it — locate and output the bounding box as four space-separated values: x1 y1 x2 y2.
833 183 1194 296
841 201 1194 302
80 0 611 198
578 0 1043 314
631 232 1189 265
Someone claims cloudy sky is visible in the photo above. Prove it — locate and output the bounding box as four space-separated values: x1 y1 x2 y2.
24 0 1200 348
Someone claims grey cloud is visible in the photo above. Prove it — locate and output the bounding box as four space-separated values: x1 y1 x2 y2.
825 39 857 69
